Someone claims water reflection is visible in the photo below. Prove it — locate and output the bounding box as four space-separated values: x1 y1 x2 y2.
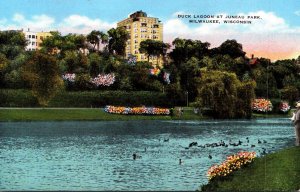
0 118 295 190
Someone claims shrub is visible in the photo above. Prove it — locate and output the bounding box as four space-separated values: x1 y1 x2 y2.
251 98 273 113
0 89 171 108
0 89 38 107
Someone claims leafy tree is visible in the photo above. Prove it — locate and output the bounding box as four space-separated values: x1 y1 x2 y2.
115 62 133 91
130 62 152 90
74 73 92 90
0 30 27 60
60 51 89 73
107 27 129 57
62 33 87 53
270 59 300 89
218 39 246 59
200 55 250 80
281 86 299 104
282 74 298 87
169 38 210 68
87 30 108 52
139 39 170 65
40 31 63 54
41 32 88 56
21 51 63 106
196 69 255 118
253 68 280 99
0 53 9 87
165 82 185 106
88 53 102 77
180 57 201 101
236 81 256 118
4 69 24 88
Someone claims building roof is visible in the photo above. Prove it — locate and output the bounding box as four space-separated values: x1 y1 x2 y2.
249 58 259 65
130 10 147 18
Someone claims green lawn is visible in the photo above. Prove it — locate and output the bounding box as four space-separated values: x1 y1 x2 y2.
0 108 172 121
200 146 300 191
0 107 204 121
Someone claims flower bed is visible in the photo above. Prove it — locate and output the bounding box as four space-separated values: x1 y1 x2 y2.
279 101 290 113
62 73 76 82
251 98 273 112
149 68 161 76
91 73 115 87
104 105 170 115
207 151 256 181
62 73 115 87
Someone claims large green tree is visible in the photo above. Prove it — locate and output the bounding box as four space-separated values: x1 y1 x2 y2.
40 31 63 54
0 30 27 60
139 39 170 64
22 51 63 106
107 27 129 57
218 39 246 59
87 30 108 52
196 69 255 118
169 38 210 68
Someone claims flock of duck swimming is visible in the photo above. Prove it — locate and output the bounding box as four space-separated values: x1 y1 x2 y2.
183 137 269 159
133 137 270 160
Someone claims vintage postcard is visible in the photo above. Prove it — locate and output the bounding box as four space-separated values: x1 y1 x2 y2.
0 0 299 191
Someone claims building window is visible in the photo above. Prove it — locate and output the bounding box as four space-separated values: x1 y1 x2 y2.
29 35 31 38
32 35 35 39
32 42 35 45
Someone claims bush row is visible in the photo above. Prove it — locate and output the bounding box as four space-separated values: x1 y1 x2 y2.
0 89 171 107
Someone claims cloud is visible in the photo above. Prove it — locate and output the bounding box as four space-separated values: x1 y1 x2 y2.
13 13 55 31
59 15 116 34
295 10 300 16
0 13 55 32
0 13 116 34
163 10 300 60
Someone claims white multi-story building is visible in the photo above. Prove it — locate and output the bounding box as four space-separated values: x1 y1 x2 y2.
23 29 38 51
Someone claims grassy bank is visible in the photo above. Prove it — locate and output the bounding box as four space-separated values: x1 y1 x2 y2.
0 107 204 121
200 146 300 191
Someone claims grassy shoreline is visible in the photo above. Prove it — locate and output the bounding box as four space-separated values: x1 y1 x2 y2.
200 146 300 191
0 107 205 121
0 107 291 122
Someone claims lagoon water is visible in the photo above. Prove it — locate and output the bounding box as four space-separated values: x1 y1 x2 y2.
0 118 295 190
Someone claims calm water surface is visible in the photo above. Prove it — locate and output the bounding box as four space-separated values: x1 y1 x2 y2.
0 118 295 190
